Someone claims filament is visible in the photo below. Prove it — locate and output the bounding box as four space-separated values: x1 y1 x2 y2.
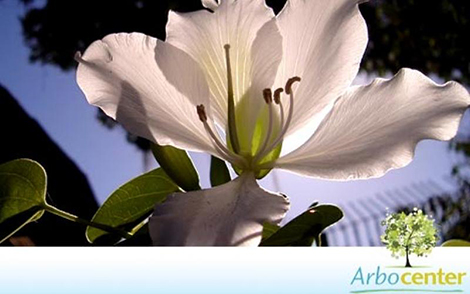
253 89 275 164
255 77 301 162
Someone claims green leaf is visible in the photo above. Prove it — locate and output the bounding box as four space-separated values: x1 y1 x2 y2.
0 159 47 243
117 223 152 246
86 168 180 244
259 204 343 246
210 156 231 187
442 239 470 247
151 143 200 191
261 222 280 242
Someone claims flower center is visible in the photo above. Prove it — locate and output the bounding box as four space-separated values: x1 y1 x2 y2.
196 44 301 173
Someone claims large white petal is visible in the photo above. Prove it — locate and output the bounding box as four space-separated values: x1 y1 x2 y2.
76 33 220 156
149 173 289 246
276 69 470 180
166 0 282 142
275 0 368 142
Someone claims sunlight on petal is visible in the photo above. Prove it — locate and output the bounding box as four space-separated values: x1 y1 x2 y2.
276 68 470 180
275 0 368 144
76 33 222 156
166 0 279 135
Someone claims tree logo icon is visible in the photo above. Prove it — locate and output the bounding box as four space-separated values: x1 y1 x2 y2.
381 209 439 268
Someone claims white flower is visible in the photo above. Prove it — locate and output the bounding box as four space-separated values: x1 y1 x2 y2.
75 0 470 246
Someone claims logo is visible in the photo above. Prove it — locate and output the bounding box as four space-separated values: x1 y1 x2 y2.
349 209 467 293
381 208 438 268
350 266 467 292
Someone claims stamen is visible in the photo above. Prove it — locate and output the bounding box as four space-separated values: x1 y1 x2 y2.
263 89 273 104
277 98 285 133
196 104 208 122
253 89 275 164
273 88 283 104
285 76 301 95
224 44 241 154
255 77 301 162
274 88 285 129
195 105 246 167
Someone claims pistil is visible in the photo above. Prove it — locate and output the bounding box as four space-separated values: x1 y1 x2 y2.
196 72 300 172
224 44 241 155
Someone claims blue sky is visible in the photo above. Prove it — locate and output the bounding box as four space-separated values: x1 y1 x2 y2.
0 1 464 221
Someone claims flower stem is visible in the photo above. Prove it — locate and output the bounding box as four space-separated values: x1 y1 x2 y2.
43 204 132 239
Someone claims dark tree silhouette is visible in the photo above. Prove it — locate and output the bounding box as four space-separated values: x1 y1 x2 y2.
20 0 203 70
0 85 99 246
15 0 468 81
360 0 469 85
18 0 206 152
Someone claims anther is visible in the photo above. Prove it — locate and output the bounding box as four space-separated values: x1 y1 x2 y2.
196 104 207 122
255 77 301 163
253 90 275 164
273 88 284 104
285 76 301 95
263 89 273 104
196 104 247 168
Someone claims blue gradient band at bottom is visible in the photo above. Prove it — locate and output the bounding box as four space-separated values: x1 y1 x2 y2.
0 247 468 294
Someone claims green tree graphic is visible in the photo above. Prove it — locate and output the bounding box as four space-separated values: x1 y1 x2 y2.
381 209 438 267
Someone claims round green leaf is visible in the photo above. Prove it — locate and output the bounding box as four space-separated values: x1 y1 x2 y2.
0 159 47 243
86 168 180 244
260 204 343 246
442 239 470 247
151 143 201 191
